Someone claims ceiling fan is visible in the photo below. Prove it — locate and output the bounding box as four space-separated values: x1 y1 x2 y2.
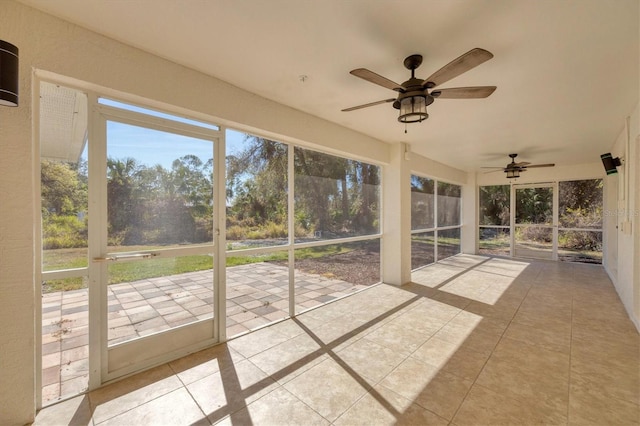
483 153 555 179
342 48 496 124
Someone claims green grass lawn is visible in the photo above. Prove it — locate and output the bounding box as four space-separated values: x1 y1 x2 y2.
43 243 354 292
479 236 510 252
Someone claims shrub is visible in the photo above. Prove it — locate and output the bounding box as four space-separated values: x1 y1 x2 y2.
227 221 288 240
294 223 308 238
43 215 87 249
226 225 246 240
262 221 287 239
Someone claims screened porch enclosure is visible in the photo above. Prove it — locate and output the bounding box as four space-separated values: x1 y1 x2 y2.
38 83 383 405
38 79 607 409
478 180 604 263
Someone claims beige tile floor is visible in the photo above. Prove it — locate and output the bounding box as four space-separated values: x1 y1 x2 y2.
34 255 640 425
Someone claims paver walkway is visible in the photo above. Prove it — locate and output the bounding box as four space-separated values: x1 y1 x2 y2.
41 262 371 404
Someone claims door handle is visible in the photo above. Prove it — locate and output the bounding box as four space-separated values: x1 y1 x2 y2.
92 256 116 263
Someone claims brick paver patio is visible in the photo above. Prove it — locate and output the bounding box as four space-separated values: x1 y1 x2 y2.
41 262 371 404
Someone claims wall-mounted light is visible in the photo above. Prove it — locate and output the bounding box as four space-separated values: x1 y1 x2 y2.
600 153 621 175
0 40 19 107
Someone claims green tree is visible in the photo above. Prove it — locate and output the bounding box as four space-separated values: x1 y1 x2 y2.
559 179 603 228
479 185 510 226
225 134 380 240
41 159 88 249
107 157 138 242
227 137 288 226
169 155 214 242
41 160 87 215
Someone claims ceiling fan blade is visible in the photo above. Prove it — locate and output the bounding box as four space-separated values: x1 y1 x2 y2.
423 48 494 88
524 163 555 168
431 86 496 99
350 69 404 92
341 98 396 112
483 169 504 174
514 161 531 166
481 166 503 169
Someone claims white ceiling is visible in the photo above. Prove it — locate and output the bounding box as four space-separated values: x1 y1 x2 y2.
20 0 639 171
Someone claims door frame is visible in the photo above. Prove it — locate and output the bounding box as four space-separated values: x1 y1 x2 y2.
510 182 559 261
88 98 226 385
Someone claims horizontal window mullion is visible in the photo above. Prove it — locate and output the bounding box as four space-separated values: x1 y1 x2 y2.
411 228 436 234
558 227 603 232
292 234 382 250
226 234 382 256
42 267 88 280
436 225 462 231
226 245 288 257
478 225 510 229
412 224 462 235
97 104 221 140
107 245 215 259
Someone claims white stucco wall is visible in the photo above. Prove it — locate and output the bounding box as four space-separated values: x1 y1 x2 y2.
409 150 468 185
606 103 639 331
461 172 478 254
383 144 412 285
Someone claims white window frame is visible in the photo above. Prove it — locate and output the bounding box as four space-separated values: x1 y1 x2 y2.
410 174 463 270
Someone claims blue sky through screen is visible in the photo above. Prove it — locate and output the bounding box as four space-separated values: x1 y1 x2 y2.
82 98 248 167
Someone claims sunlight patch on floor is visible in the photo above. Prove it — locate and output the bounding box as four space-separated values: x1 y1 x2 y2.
413 256 531 306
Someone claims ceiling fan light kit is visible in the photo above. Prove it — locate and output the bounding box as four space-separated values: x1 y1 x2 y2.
343 48 496 126
506 169 520 179
482 153 555 179
398 95 429 123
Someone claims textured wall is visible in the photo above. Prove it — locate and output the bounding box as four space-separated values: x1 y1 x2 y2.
1 3 37 424
605 103 639 331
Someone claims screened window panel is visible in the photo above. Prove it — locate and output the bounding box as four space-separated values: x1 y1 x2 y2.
437 181 461 227
558 179 603 229
294 147 380 241
225 131 288 248
411 175 435 230
479 185 510 226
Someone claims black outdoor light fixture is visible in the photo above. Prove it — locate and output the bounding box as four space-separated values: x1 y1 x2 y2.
600 153 621 175
0 40 19 107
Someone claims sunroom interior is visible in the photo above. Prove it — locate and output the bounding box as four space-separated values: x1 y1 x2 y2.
0 0 639 424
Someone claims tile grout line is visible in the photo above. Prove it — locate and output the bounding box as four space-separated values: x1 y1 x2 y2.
240 345 334 424
330 337 417 425
368 286 482 423
175 368 214 424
